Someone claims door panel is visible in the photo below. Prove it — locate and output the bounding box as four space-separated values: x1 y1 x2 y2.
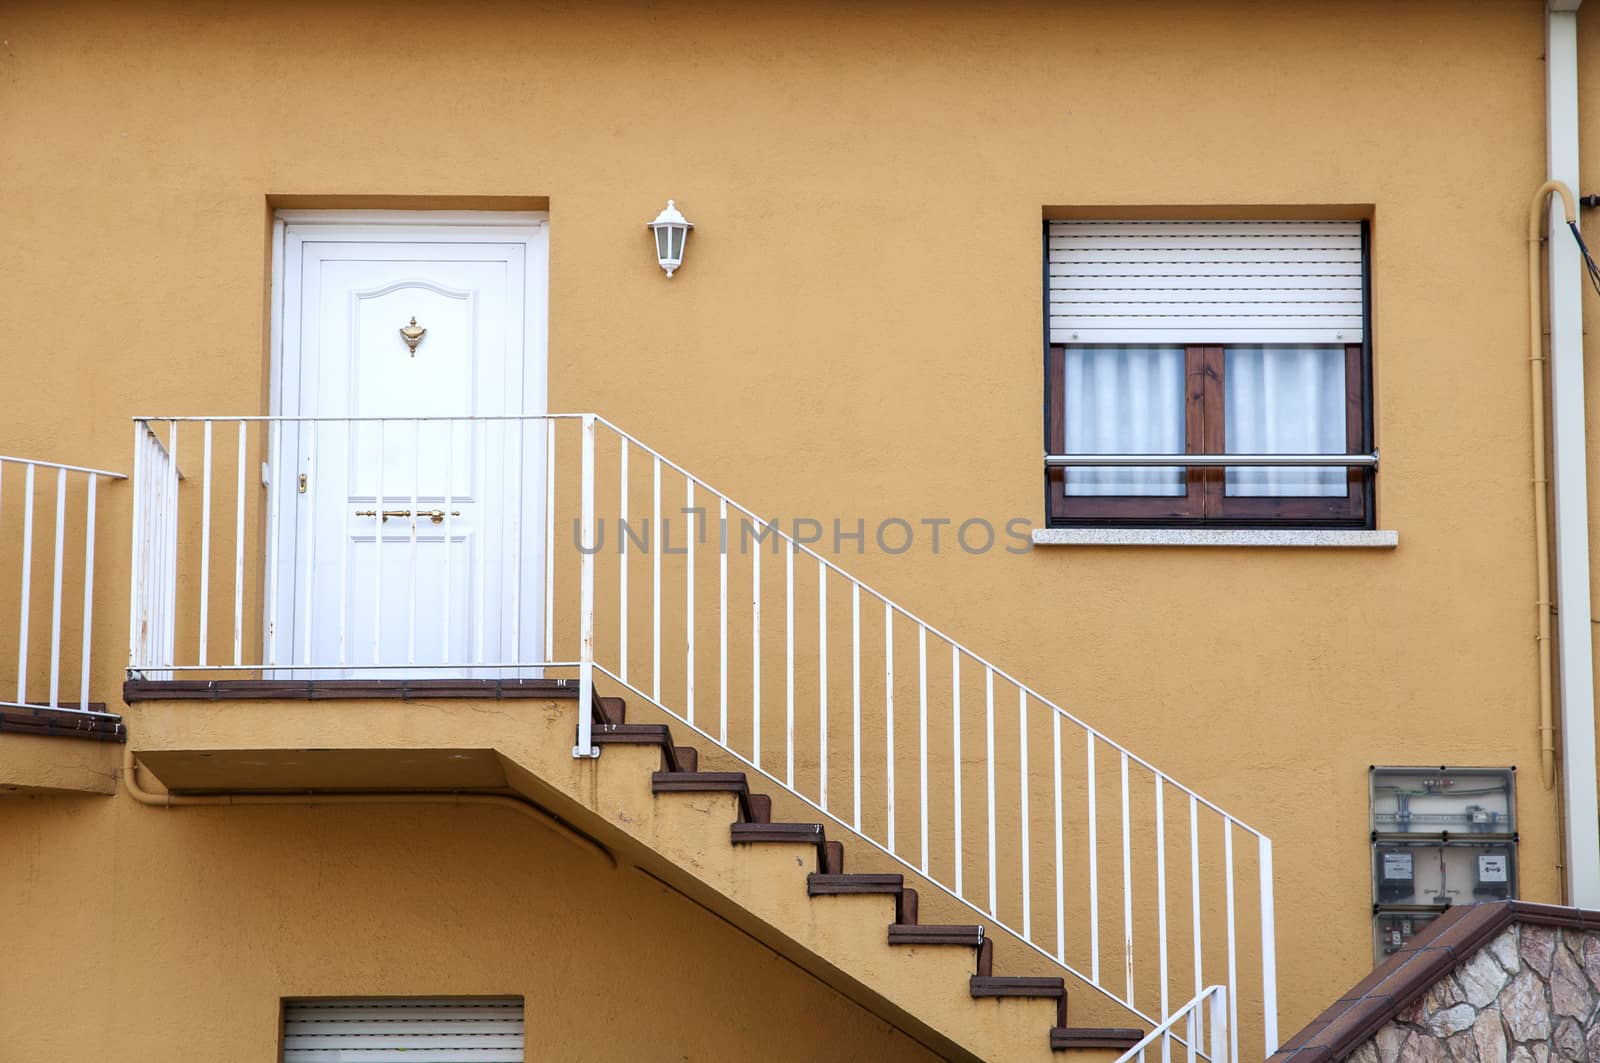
274 221 547 678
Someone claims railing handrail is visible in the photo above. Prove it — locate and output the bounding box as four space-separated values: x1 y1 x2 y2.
1116 984 1230 1063
0 454 127 480
593 413 1267 839
126 412 1266 832
1045 451 1378 468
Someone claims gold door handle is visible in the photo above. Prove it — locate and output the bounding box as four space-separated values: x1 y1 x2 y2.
355 508 462 525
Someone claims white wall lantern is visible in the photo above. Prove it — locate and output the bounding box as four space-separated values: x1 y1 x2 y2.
648 200 693 277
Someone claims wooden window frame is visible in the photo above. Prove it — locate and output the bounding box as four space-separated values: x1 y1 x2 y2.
1044 343 1373 528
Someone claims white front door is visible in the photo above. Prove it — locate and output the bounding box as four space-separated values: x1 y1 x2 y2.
273 214 548 678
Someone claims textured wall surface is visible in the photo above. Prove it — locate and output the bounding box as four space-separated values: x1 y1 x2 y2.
0 0 1593 1048
1352 925 1600 1062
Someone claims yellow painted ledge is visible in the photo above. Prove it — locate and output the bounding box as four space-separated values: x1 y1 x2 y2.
0 733 121 795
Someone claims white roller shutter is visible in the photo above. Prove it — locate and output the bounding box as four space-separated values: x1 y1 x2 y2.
283 997 524 1063
1047 220 1365 344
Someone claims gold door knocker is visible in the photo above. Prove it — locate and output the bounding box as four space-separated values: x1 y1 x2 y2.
399 317 427 356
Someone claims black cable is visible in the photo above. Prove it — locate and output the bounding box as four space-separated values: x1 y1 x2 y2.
1567 221 1600 299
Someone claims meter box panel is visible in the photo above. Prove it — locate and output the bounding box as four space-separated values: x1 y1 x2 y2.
1370 766 1517 967
1369 766 1515 836
1371 842 1518 907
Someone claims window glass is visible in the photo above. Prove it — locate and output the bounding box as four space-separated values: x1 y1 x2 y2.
1063 346 1185 496
1224 345 1347 498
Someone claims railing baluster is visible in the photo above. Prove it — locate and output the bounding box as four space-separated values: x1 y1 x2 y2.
79 474 98 710
752 520 761 768
442 419 454 665
164 423 179 674
1260 836 1278 1057
686 478 695 724
1122 750 1134 1007
18 462 35 702
198 420 212 667
1088 732 1100 984
544 418 555 663
575 414 596 755
1225 824 1238 1063
126 427 141 673
1190 794 1203 1055
303 420 319 667
339 421 350 667
851 582 860 831
884 602 894 849
953 646 963 896
370 419 383 667
233 421 246 667
720 498 729 746
511 417 525 671
1156 777 1169 1061
785 535 794 789
652 455 661 701
1053 711 1064 962
1019 687 1031 940
475 419 488 666
619 437 628 682
918 623 928 876
986 666 996 917
817 559 826 809
47 468 66 707
406 416 419 659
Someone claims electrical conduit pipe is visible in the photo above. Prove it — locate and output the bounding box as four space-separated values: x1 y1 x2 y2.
1529 179 1578 791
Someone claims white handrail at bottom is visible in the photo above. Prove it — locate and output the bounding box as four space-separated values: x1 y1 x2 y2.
1117 985 1229 1063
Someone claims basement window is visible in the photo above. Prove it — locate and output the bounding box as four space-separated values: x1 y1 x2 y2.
282 997 525 1061
1044 219 1374 527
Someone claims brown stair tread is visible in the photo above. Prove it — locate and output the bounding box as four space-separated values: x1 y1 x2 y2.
887 924 984 947
807 872 904 895
1049 1028 1144 1050
970 975 1066 998
731 821 825 842
592 724 689 772
651 770 759 822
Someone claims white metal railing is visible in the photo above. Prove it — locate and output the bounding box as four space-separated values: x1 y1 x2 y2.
1117 985 1230 1063
129 412 1277 1057
1045 452 1377 468
1 454 124 714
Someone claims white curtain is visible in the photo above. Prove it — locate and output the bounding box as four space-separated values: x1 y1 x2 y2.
1063 346 1185 496
1225 346 1346 497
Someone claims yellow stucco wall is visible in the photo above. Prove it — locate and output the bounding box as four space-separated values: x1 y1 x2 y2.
1 0 1592 1055
0 793 936 1061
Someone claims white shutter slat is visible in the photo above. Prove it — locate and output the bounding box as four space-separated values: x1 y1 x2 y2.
1056 235 1361 251
1050 276 1361 292
284 1020 526 1036
285 1006 525 1022
1048 246 1360 264
283 997 525 1063
1047 220 1365 343
1049 260 1362 278
284 1053 522 1063
1056 292 1361 307
1046 220 1359 237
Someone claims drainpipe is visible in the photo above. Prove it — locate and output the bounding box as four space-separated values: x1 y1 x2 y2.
1545 0 1600 907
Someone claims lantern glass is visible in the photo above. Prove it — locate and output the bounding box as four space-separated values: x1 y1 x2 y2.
669 227 685 260
654 226 672 263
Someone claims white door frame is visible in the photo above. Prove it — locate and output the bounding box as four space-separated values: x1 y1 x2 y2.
267 209 550 675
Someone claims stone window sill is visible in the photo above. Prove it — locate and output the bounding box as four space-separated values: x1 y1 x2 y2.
1030 528 1399 549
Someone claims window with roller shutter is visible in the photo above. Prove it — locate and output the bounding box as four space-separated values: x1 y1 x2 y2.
281 997 525 1062
1043 219 1373 527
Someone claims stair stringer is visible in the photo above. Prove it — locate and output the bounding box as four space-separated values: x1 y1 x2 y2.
488 698 1135 1062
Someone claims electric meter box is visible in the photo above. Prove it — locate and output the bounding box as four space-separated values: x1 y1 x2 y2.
1369 766 1517 966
